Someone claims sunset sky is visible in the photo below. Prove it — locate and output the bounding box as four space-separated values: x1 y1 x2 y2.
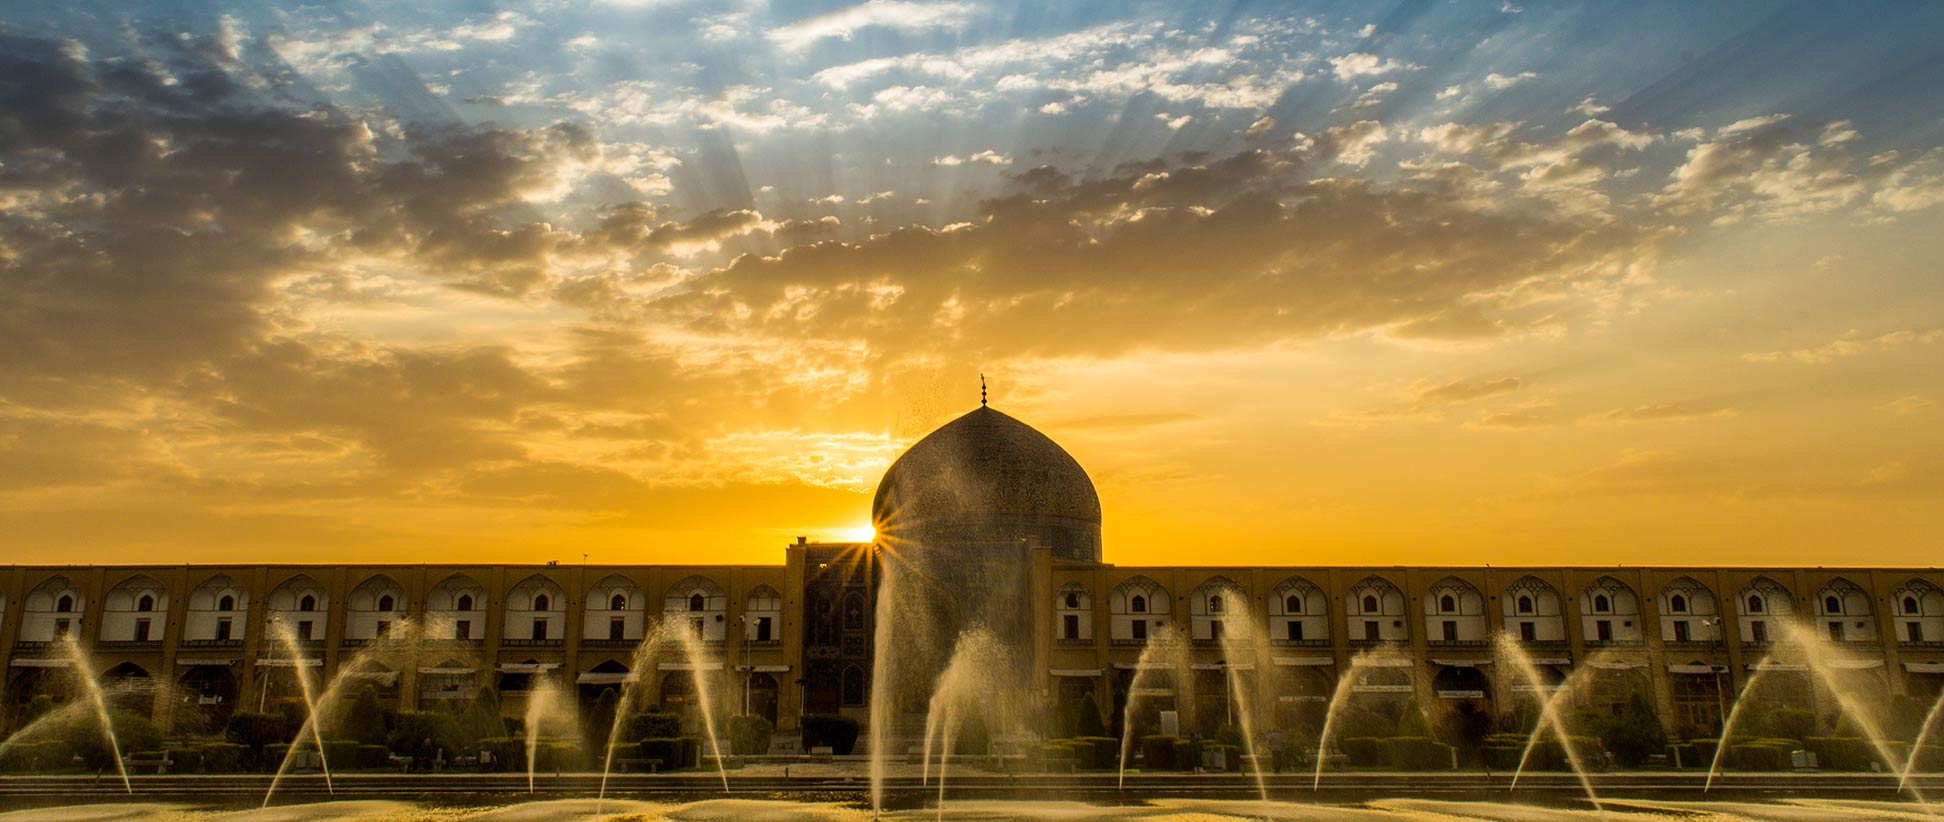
2 1 1941 568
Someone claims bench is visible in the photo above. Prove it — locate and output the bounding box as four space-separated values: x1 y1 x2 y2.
126 756 171 775
616 757 664 773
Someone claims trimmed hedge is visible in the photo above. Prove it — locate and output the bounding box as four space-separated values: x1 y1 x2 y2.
1804 737 1875 771
621 712 683 743
167 747 205 774
728 714 774 756
800 714 860 755
1073 736 1119 770
1388 736 1454 770
1690 738 1720 766
201 742 247 773
1340 737 1388 767
322 739 359 769
1665 743 1696 769
356 744 393 770
639 737 702 770
1728 741 1792 771
1140 735 1183 770
0 741 71 772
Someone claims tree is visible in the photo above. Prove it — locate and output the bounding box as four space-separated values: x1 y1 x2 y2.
1076 692 1108 738
1598 694 1668 768
338 685 388 745
1395 698 1433 737
588 688 620 752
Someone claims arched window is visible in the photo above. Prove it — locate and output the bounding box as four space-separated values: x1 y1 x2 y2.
611 594 628 611
1594 594 1610 613
457 594 474 611
689 593 705 612
1824 595 1841 614
377 594 394 612
534 594 551 611
1747 595 1763 614
1670 595 1687 613
1907 596 1922 614
137 595 154 612
219 594 235 611
1131 595 1147 614
1286 595 1301 613
298 594 316 612
1208 595 1224 613
56 595 73 613
1440 594 1456 613
1362 595 1378 613
1517 595 1533 614
1065 592 1080 609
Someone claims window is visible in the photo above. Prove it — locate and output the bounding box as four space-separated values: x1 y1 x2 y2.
1905 596 1921 615
1362 595 1379 613
1519 621 1536 641
457 595 474 611
1210 619 1224 640
1442 620 1458 641
134 619 151 641
755 616 773 641
137 595 154 612
689 593 705 612
611 594 628 611
1746 595 1763 614
216 618 232 641
377 595 394 612
299 594 316 612
1750 620 1767 643
1131 619 1148 641
1208 595 1224 614
1440 594 1456 613
56 595 73 613
219 595 235 611
1910 622 1926 643
1064 593 1080 609
609 617 625 641
1286 595 1301 613
1827 621 1844 642
531 619 547 640
1517 596 1533 614
298 620 314 640
55 618 71 638
1824 595 1842 614
1670 594 1688 613
456 619 471 640
690 617 704 637
376 620 390 637
1672 620 1690 642
1363 620 1380 640
1287 621 1303 641
1063 614 1080 639
534 594 550 612
1596 620 1613 641
1131 595 1147 614
1593 595 1610 613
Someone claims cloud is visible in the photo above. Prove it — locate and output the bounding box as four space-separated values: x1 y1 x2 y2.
1484 71 1537 90
1595 402 1738 422
1416 377 1522 404
768 1 976 52
1652 117 1944 222
1307 120 1391 167
1742 328 1943 365
1878 396 1934 415
1329 52 1416 81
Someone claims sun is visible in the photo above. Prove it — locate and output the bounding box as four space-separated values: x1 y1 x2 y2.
836 523 876 543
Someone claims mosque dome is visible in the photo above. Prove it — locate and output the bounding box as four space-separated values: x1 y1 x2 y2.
871 405 1102 562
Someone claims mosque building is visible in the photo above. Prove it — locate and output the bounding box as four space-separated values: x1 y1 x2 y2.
4 403 1942 746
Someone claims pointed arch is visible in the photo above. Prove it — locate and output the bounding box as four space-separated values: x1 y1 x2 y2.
1501 575 1565 643
664 575 727 642
186 575 249 643
585 574 646 642
1424 576 1486 642
101 575 169 642
1579 575 1642 643
1109 576 1169 643
1055 580 1091 642
1346 576 1405 643
427 574 486 640
21 575 84 642
266 574 329 642
1269 576 1327 645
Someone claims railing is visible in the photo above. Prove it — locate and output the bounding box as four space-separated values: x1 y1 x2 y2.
1346 638 1395 648
424 638 486 648
502 638 563 648
96 640 163 650
1056 637 1093 647
1663 639 1723 651
1110 638 1149 647
581 638 638 649
1270 638 1333 647
1581 638 1644 648
1426 639 1491 648
1517 639 1570 649
12 641 53 651
181 638 244 648
744 639 783 649
1741 640 1776 649
1900 640 1944 649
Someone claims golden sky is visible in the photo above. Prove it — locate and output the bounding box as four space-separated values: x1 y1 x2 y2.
1 3 1942 568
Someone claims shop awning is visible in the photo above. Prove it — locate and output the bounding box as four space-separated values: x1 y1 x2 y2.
1746 662 1808 671
175 658 239 667
1273 657 1334 667
1829 658 1883 669
1528 657 1571 666
658 662 723 671
1112 661 1170 670
1431 658 1491 668
497 662 561 674
345 671 400 686
1905 662 1944 674
257 658 323 668
1050 668 1101 677
418 666 476 675
9 658 70 668
1590 660 1646 670
1352 657 1414 668
1190 662 1254 671
577 672 629 685
1667 664 1717 674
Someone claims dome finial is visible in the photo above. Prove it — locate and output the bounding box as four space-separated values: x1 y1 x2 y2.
980 373 987 407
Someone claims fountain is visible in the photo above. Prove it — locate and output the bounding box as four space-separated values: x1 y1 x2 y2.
912 627 1014 819
1705 662 1767 793
1494 633 1604 816
1209 586 1272 804
1117 627 1187 790
58 637 132 795
1310 645 1419 791
670 618 734 792
262 618 336 807
596 621 668 810
1900 689 1944 793
520 671 575 793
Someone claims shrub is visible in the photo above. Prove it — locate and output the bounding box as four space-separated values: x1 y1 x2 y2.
535 741 580 772
0 741 70 772
1076 693 1108 739
322 739 359 770
476 737 521 772
800 714 860 755
356 744 393 770
1140 734 1181 770
1767 707 1816 742
1481 745 1522 770
1173 739 1195 771
1804 736 1875 771
387 711 459 758
1690 738 1720 766
622 711 684 743
1388 736 1453 770
1039 741 1082 769
1728 742 1791 771
1075 736 1119 770
640 737 688 770
1340 737 1389 767
200 742 247 773
588 688 619 750
1597 694 1668 768
728 714 774 756
109 712 163 757
167 747 205 774
337 686 389 746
